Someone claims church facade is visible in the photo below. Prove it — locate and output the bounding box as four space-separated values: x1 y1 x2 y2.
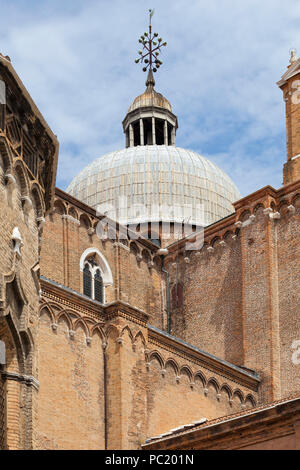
0 37 300 450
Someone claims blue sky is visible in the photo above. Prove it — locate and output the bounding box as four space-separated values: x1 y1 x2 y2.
1 0 300 196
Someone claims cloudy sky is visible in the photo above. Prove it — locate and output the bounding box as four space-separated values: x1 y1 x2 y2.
1 0 299 196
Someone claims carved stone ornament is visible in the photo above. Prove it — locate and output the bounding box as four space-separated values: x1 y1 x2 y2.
12 227 23 258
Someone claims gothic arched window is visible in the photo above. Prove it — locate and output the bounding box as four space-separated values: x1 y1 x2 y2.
94 269 103 303
80 248 113 305
83 264 92 298
83 260 104 303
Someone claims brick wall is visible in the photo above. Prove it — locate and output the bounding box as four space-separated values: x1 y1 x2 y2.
277 198 300 397
40 191 164 328
36 285 258 450
36 310 105 450
165 184 300 405
166 234 243 365
0 367 5 449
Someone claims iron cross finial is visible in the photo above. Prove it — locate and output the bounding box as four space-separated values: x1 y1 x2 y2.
135 9 167 74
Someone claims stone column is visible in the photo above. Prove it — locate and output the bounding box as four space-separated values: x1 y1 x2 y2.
129 124 134 147
171 127 176 146
164 120 168 145
152 117 156 145
140 119 144 146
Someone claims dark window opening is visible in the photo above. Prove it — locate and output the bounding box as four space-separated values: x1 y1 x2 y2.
155 118 164 145
94 269 104 303
167 122 173 145
133 122 140 146
83 264 92 298
144 118 153 145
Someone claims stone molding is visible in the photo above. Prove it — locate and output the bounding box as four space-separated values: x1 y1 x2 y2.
148 326 260 391
1 371 40 391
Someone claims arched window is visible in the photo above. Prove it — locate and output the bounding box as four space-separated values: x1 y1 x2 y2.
80 248 113 304
83 259 104 303
83 264 92 298
94 269 103 303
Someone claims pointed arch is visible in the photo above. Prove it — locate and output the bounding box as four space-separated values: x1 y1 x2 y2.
80 248 113 286
0 136 13 173
180 365 193 382
39 304 55 324
148 351 164 369
254 203 265 213
30 182 45 218
91 324 106 343
74 318 90 338
129 242 139 256
120 325 134 344
211 236 221 248
13 160 29 197
194 371 207 387
245 394 256 408
223 230 233 241
79 213 92 229
220 384 232 400
57 312 73 330
68 206 78 220
53 199 67 215
142 249 151 263
233 389 244 404
240 209 251 222
292 193 300 207
165 358 179 376
104 324 120 341
207 377 220 393
134 331 146 348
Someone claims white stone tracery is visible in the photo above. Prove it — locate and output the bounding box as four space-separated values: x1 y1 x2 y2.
80 248 113 304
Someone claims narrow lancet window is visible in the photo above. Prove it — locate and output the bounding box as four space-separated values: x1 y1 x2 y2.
94 269 104 303
83 264 92 298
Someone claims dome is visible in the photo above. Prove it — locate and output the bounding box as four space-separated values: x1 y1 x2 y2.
66 145 241 227
128 88 172 113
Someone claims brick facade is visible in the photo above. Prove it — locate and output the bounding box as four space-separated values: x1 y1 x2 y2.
0 53 300 450
0 54 58 450
34 280 258 449
0 366 5 449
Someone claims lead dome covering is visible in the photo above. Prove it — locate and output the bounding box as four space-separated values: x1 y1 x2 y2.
66 145 241 226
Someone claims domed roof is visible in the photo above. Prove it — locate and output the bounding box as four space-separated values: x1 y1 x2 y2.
127 69 172 113
66 145 241 227
128 88 172 113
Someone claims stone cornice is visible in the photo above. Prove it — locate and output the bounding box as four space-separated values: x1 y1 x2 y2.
122 106 178 131
166 180 300 254
105 301 150 326
148 326 260 391
41 277 150 326
41 277 105 319
1 371 40 391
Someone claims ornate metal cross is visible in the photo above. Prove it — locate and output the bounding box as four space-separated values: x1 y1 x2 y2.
135 9 167 73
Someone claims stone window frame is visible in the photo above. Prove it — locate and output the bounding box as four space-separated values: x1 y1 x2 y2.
80 248 113 304
83 261 104 303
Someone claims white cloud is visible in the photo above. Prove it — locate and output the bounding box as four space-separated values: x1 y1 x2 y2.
1 0 299 194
